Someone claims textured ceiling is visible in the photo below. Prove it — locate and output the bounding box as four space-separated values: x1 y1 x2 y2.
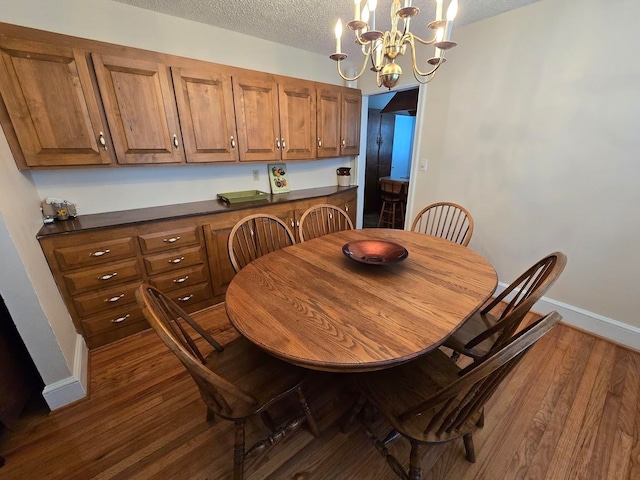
109 0 541 60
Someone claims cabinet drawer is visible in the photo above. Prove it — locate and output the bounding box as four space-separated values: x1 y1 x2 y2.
63 259 143 295
81 304 146 337
167 282 212 309
148 264 208 293
54 237 137 271
143 245 204 276
73 281 140 317
138 226 200 254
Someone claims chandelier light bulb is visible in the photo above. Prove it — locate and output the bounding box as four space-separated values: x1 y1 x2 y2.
447 0 458 21
354 0 361 21
335 19 343 54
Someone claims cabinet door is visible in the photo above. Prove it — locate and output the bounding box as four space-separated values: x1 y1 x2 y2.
92 53 185 165
232 73 280 162
171 67 239 163
278 79 316 160
341 88 362 156
329 189 358 226
0 39 112 167
316 87 341 158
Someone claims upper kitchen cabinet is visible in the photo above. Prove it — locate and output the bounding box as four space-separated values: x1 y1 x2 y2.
317 85 361 158
92 54 185 165
278 78 316 160
232 73 316 162
0 38 113 168
171 67 239 163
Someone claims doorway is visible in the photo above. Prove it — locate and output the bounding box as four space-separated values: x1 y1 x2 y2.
362 88 418 228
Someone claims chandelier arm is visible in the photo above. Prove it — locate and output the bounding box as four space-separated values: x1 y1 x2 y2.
411 33 439 46
407 37 444 78
335 51 372 82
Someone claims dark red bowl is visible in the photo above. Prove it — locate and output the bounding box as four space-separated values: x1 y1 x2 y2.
342 240 409 265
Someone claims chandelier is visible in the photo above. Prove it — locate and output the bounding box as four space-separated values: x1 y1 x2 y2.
330 0 459 89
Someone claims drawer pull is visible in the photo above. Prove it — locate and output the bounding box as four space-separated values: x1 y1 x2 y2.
168 256 185 265
163 236 181 244
99 131 107 150
173 275 190 284
178 294 194 302
230 136 236 148
105 293 125 303
317 138 322 147
111 314 130 324
173 134 179 148
90 249 111 257
99 272 118 281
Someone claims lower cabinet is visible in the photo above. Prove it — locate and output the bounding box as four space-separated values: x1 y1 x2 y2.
39 187 357 348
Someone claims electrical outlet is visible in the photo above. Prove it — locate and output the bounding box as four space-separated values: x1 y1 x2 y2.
252 169 259 181
419 159 428 171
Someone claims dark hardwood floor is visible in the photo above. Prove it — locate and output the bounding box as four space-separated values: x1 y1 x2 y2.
1 309 639 479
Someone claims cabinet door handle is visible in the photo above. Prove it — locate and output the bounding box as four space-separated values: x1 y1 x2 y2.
317 138 322 147
173 275 189 284
163 236 181 244
168 256 185 264
99 272 118 281
105 293 125 303
230 136 236 148
173 134 179 148
111 314 130 324
281 138 286 149
178 294 194 302
345 204 349 212
98 132 107 150
276 138 281 149
342 139 346 147
90 249 111 257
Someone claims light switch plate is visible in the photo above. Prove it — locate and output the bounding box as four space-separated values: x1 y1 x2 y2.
419 159 428 171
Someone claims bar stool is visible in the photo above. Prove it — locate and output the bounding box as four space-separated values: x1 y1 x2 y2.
378 178 405 228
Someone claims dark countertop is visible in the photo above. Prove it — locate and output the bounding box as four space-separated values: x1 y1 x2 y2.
37 185 357 239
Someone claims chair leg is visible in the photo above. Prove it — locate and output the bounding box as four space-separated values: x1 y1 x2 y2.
378 201 387 227
296 387 320 437
463 432 476 463
408 441 422 480
476 410 485 428
340 394 366 433
206 408 216 423
234 420 246 480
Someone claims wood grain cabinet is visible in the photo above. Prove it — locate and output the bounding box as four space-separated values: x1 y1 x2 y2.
327 189 358 226
92 53 185 165
0 38 113 168
171 66 239 163
233 74 316 162
317 85 361 158
39 188 357 348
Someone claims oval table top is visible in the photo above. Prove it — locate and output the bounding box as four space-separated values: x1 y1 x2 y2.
224 229 497 372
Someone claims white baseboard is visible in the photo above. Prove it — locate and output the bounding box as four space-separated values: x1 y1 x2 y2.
496 282 640 352
42 334 88 410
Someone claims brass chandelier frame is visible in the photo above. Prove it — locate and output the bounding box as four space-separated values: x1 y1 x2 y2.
330 0 458 89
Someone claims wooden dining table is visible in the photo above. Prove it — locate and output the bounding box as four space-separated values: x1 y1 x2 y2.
224 229 497 373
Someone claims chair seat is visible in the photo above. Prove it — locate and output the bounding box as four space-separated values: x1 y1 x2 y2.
205 336 307 419
443 310 500 359
355 349 481 444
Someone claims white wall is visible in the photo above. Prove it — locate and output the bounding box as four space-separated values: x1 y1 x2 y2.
413 0 640 330
0 0 352 407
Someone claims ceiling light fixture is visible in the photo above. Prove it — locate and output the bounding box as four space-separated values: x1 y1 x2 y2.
330 0 459 89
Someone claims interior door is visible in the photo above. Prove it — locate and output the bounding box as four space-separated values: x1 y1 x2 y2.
364 110 395 215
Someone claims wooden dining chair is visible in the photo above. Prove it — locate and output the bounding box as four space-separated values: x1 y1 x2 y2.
135 284 319 480
410 202 474 246
378 178 406 229
298 203 354 242
228 213 295 272
352 311 562 480
444 251 567 363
